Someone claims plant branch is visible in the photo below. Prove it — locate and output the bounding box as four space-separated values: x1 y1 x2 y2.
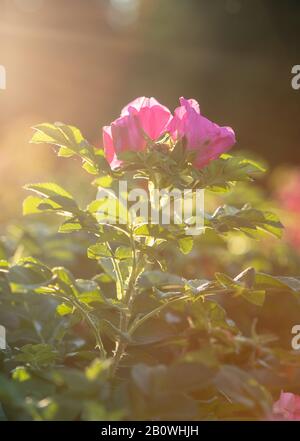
110 229 138 377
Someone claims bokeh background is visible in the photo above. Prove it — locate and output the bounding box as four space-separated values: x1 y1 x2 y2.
0 0 300 224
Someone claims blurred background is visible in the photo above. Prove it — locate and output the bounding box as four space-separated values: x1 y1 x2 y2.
0 0 300 224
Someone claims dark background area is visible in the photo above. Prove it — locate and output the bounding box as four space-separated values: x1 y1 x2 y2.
0 0 300 222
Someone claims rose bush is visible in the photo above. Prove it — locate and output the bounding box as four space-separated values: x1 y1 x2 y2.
0 97 300 421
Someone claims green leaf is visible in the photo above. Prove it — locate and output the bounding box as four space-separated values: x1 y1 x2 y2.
88 189 129 225
85 358 111 382
52 267 78 298
23 195 60 215
163 362 217 393
56 303 74 316
24 182 74 200
275 277 300 292
132 362 216 395
137 271 184 290
0 260 9 273
12 366 31 383
215 271 266 306
82 161 98 175
191 299 235 331
195 155 266 191
57 146 74 157
12 367 31 382
215 272 237 289
93 175 113 188
241 289 266 306
15 344 58 367
87 243 112 260
209 205 283 238
30 123 110 175
31 123 87 153
178 236 193 254
254 273 292 290
76 279 104 305
8 258 52 288
254 273 300 292
114 246 132 260
214 365 272 413
24 183 79 214
59 217 83 233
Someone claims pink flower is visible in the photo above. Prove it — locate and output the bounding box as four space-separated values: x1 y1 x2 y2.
272 391 300 420
277 171 300 214
103 97 172 168
285 226 300 252
168 97 236 169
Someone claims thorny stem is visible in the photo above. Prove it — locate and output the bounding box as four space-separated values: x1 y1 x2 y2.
110 229 138 377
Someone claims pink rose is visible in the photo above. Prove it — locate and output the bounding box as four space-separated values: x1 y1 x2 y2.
103 97 172 168
168 97 236 169
272 391 300 420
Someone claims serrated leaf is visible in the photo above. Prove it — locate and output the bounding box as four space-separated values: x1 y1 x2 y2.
209 205 283 238
59 218 83 233
24 183 79 214
137 271 184 290
23 195 60 215
24 182 74 200
15 344 58 367
30 123 110 175
87 243 112 260
195 155 266 191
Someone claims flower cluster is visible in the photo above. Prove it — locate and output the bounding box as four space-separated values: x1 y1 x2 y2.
103 96 236 170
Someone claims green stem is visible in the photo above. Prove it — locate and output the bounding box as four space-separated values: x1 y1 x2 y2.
111 229 138 377
127 288 234 336
128 296 188 336
72 298 106 359
106 242 125 300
